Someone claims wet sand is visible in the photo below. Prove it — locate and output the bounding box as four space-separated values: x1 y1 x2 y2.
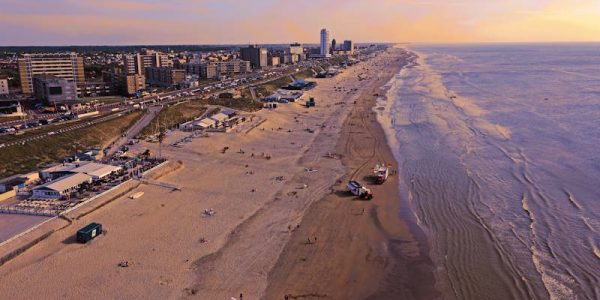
0 47 436 299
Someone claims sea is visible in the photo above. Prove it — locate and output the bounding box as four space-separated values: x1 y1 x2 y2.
378 43 600 300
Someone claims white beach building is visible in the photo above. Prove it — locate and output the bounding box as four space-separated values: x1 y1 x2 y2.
197 118 217 129
70 162 122 181
39 162 91 181
32 173 93 200
210 112 230 127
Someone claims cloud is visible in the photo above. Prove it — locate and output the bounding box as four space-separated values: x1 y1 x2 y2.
0 0 599 45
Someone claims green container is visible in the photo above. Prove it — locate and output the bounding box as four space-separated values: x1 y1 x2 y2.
77 222 102 243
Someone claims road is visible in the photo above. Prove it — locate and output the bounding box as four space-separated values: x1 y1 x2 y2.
103 105 163 158
1 111 131 148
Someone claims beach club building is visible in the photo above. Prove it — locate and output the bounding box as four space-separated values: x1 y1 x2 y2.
70 163 122 181
39 162 86 181
210 112 230 126
33 162 122 199
181 108 240 131
181 117 215 131
196 118 217 130
39 162 121 182
32 173 93 200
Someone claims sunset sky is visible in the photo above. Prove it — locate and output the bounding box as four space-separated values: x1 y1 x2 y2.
1 0 600 45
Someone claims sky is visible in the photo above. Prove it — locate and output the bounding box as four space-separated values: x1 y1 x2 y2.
1 0 600 45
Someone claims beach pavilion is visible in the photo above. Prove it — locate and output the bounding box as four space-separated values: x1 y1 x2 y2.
31 173 93 200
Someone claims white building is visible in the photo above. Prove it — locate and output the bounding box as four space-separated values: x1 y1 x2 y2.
70 162 122 181
39 161 120 182
196 118 217 129
210 112 230 127
320 29 331 58
32 173 93 200
182 117 216 131
39 162 89 181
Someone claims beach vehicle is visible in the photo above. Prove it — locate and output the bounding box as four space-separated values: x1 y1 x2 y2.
77 222 102 243
373 163 389 184
347 180 373 200
306 97 316 108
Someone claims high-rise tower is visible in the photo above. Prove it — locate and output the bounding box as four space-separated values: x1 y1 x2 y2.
320 29 330 57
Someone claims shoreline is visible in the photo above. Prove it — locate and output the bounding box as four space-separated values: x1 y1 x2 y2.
264 47 438 299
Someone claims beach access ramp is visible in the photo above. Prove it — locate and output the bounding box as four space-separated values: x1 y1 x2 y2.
136 178 181 191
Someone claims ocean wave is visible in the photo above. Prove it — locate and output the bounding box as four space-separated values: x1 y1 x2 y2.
379 45 600 299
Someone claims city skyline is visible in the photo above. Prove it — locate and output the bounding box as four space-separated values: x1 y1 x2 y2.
1 0 600 46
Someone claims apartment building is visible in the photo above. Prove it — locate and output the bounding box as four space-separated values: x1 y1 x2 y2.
269 56 280 67
121 74 146 95
279 54 299 64
123 50 172 75
289 43 304 55
103 71 145 96
185 60 251 79
343 40 355 54
145 67 185 87
18 53 85 94
76 81 113 97
240 45 268 69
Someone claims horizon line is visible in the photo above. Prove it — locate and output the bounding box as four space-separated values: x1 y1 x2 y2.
1 40 600 48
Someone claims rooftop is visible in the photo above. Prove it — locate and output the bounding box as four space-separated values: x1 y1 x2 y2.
35 173 92 193
71 163 121 178
41 162 92 174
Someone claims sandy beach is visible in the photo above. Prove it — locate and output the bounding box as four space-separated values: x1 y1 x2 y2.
0 47 436 299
